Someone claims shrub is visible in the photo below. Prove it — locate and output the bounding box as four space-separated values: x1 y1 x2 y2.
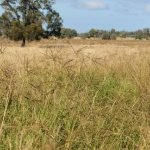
120 32 127 38
135 30 145 40
110 34 117 40
80 32 90 39
61 28 78 38
89 28 100 38
102 33 111 40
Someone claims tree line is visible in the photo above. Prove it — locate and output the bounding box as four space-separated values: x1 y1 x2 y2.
79 28 150 40
0 1 150 47
55 28 150 40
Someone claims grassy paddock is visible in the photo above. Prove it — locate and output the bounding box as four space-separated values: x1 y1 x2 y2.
0 44 150 150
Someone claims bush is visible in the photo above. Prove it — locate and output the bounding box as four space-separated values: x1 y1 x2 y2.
102 33 111 40
80 32 90 39
135 30 147 40
110 34 117 40
61 28 78 38
120 32 127 38
89 28 100 38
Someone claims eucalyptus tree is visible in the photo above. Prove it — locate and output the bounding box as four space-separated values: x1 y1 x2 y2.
0 0 62 46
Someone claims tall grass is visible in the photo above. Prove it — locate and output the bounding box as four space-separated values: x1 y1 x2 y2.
0 46 150 150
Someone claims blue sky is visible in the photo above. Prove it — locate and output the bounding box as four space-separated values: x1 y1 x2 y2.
55 0 150 32
0 0 150 32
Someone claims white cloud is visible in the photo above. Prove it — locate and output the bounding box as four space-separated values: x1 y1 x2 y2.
56 0 108 10
145 4 150 12
78 0 108 10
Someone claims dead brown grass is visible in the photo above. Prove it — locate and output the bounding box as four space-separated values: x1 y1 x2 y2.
0 38 150 149
1 38 150 63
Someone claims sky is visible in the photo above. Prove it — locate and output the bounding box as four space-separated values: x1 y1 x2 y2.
0 0 150 32
54 0 150 32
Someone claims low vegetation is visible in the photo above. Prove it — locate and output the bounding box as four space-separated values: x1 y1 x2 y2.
80 28 150 40
60 28 78 39
0 42 149 149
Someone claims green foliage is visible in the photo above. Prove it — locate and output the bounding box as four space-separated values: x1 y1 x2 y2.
46 10 63 37
143 28 150 38
61 28 78 38
9 20 23 41
25 23 43 41
110 28 116 34
120 32 127 38
79 28 150 40
135 30 149 40
80 29 117 40
79 32 90 39
102 32 111 40
89 28 100 38
0 0 62 43
0 12 13 38
135 30 143 40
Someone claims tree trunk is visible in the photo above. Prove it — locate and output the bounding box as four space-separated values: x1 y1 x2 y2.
21 37 26 47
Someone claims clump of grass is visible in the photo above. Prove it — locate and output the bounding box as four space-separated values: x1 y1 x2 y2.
0 48 150 150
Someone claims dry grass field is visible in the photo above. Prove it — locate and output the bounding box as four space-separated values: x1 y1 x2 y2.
0 38 150 149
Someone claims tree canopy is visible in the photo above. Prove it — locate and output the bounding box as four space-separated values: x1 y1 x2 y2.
0 0 63 46
60 28 78 38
